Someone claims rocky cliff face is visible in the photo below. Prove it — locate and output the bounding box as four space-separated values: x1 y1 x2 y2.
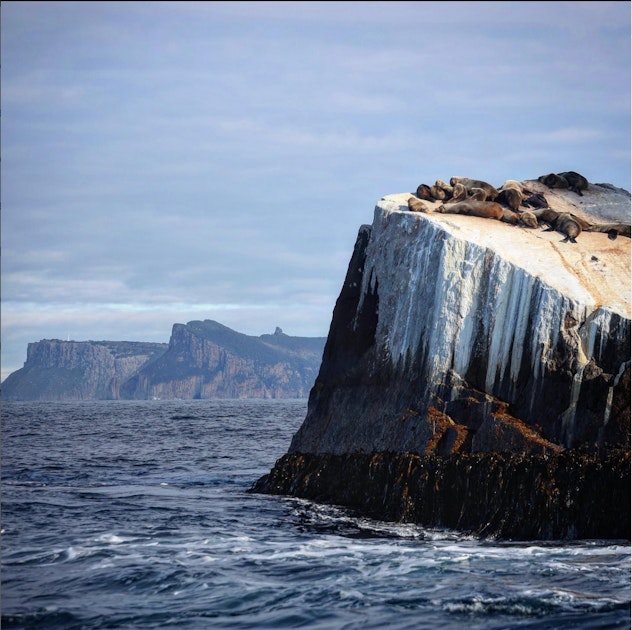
1 340 168 401
2 321 326 401
253 180 631 540
120 320 326 400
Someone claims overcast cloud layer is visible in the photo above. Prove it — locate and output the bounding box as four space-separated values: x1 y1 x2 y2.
2 1 630 381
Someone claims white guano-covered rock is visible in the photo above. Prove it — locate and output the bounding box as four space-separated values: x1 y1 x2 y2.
290 181 630 455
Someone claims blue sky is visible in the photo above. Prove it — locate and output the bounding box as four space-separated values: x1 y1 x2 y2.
1 1 630 381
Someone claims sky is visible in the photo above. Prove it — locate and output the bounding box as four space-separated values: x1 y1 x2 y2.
1 1 630 381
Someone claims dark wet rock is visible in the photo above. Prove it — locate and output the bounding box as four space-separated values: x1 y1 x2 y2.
251 450 630 541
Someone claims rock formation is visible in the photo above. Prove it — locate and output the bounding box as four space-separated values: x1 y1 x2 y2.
2 321 326 401
0 340 168 401
121 320 325 400
252 178 631 541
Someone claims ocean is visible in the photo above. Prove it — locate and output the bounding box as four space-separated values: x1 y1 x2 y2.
1 399 630 629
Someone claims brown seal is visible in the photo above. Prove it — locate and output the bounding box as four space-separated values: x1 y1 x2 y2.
416 183 449 201
436 200 504 220
449 176 499 200
469 187 488 201
429 185 447 200
450 182 468 202
416 184 434 201
531 208 562 224
519 211 538 229
531 208 592 231
531 209 584 243
408 196 429 213
558 171 588 196
550 212 583 243
524 192 548 208
538 173 570 190
500 208 520 224
435 179 453 198
583 222 631 239
497 180 525 211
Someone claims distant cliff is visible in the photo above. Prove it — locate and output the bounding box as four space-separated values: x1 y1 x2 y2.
252 178 631 540
121 320 326 400
1 340 168 401
2 321 326 401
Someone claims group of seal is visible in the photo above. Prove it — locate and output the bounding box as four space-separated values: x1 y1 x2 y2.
414 175 537 227
529 208 631 243
408 171 631 244
538 171 589 196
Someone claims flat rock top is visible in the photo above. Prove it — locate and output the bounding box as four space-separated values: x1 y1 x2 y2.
381 181 631 318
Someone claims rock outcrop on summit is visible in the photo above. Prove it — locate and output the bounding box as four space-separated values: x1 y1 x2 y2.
252 176 631 541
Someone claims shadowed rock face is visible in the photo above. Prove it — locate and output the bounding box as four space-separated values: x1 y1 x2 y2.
252 183 631 540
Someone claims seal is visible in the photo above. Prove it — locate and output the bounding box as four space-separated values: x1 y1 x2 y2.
436 200 504 220
549 212 582 243
524 192 548 208
408 196 429 213
469 187 488 201
416 184 435 201
538 173 570 190
449 176 500 201
530 207 562 224
531 208 592 232
435 179 454 197
584 222 631 239
497 180 525 211
429 184 447 201
519 211 538 229
450 182 468 202
558 171 588 196
500 208 520 224
538 171 589 196
502 179 524 193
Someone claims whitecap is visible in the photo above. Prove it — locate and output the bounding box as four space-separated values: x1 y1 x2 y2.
96 533 125 544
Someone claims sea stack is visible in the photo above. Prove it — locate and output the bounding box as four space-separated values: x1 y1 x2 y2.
252 178 631 541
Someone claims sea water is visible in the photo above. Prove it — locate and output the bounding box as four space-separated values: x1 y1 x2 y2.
1 399 630 629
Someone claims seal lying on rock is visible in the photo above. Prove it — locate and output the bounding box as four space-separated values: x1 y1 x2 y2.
435 179 453 197
469 187 488 201
429 184 447 200
523 192 548 208
548 212 583 243
584 222 632 240
450 182 468 202
538 173 570 190
449 177 499 201
531 208 562 224
519 211 538 229
436 200 504 220
407 196 429 213
530 208 589 243
528 208 628 241
416 184 435 201
558 171 589 196
496 180 525 211
416 180 455 202
500 208 520 224
538 171 589 196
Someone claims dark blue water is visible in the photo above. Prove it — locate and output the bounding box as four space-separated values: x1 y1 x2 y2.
2 400 630 629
